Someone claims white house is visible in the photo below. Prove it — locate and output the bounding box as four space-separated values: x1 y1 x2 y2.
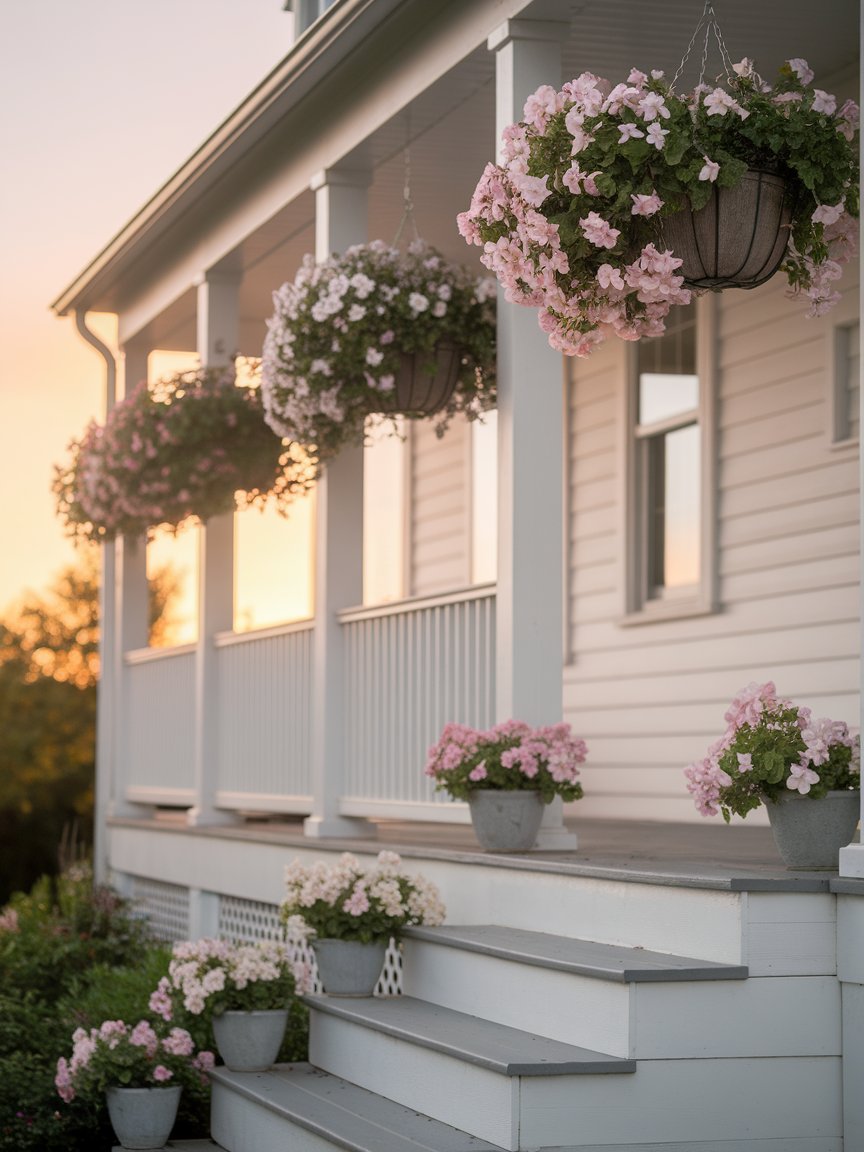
52 1 863 1148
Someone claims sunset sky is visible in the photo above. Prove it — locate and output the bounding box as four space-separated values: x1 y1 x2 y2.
0 0 296 617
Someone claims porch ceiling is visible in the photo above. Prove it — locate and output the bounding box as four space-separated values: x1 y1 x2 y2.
56 0 859 357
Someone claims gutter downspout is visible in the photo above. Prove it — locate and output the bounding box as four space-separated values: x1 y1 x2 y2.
73 311 116 887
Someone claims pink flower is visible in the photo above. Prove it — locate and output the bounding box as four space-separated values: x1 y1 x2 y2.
811 89 837 116
699 157 720 183
788 58 814 85
736 753 753 773
812 202 845 226
152 1065 173 1083
617 122 645 143
468 763 488 782
646 122 669 150
343 884 370 917
580 212 620 250
787 763 820 794
631 193 663 217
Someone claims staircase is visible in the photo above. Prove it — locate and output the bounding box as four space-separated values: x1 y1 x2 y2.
201 861 844 1152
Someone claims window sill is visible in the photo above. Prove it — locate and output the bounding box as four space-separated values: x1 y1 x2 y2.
618 596 718 628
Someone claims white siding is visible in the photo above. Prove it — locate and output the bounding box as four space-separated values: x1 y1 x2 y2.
409 416 470 596
565 266 860 823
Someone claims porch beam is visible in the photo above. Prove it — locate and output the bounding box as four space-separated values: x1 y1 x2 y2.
187 271 241 827
304 166 375 839
489 19 576 850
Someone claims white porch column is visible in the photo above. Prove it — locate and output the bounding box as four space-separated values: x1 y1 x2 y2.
112 339 151 821
304 167 374 839
489 19 576 850
187 271 241 827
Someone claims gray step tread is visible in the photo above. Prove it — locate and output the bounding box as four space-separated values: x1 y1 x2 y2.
304 993 636 1076
212 1062 506 1152
403 924 748 983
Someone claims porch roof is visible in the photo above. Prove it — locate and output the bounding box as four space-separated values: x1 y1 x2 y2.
51 0 859 350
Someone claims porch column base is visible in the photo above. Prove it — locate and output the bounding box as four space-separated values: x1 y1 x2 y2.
840 840 864 878
303 814 376 840
532 797 578 850
186 806 241 828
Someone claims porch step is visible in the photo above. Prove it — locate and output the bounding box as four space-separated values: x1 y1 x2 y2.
401 924 837 1060
403 924 749 981
209 1062 507 1152
306 993 636 1148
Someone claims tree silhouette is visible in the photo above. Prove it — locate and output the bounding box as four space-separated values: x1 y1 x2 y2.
0 555 179 901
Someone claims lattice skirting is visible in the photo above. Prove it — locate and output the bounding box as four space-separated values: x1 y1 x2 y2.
122 880 403 996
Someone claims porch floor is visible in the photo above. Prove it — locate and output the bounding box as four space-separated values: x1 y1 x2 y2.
125 812 863 892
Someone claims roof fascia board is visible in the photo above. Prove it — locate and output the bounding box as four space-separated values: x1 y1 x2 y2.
112 0 541 344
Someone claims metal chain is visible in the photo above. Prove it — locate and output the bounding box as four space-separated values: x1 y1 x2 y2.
671 0 737 91
392 144 421 248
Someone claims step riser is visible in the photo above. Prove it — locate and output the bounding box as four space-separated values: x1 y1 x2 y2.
421 859 746 964
211 1082 334 1152
310 1011 520 1149
402 941 840 1058
309 1010 842 1149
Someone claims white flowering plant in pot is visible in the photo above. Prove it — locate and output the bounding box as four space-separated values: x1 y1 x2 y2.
149 938 299 1021
261 240 496 471
685 681 860 822
280 851 446 945
458 57 858 358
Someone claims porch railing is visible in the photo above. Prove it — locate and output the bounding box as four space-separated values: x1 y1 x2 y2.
214 620 315 811
119 587 495 823
339 584 496 820
124 644 196 805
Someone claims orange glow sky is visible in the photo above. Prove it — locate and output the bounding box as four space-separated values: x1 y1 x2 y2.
0 1 296 617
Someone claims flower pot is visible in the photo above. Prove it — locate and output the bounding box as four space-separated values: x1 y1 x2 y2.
764 790 860 870
467 789 545 852
212 1009 289 1072
661 168 794 290
105 1085 182 1150
377 343 461 417
311 938 388 996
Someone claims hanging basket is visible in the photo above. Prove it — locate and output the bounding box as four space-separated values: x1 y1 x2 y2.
661 168 795 290
376 342 462 417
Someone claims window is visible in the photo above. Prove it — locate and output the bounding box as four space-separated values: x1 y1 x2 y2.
833 320 860 444
625 299 716 620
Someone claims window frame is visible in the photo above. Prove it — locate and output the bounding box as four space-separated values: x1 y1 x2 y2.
620 294 718 625
828 295 860 449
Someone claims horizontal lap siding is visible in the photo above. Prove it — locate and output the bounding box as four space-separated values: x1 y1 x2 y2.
410 417 470 596
565 271 860 822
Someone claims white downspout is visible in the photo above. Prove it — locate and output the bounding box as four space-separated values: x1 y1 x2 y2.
73 311 116 886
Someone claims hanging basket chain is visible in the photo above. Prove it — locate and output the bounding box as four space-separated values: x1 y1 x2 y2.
392 144 421 248
670 0 739 92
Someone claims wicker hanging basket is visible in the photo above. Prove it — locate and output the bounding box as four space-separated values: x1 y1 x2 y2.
377 342 462 417
661 168 795 290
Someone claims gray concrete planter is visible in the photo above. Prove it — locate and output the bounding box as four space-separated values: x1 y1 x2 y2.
105 1084 181 1150
765 789 860 870
212 1008 289 1072
312 938 388 996
467 789 545 852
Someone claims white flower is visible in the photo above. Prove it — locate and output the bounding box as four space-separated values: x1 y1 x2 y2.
408 292 429 313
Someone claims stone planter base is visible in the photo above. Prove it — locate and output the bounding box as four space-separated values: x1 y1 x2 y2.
765 789 860 870
467 789 545 852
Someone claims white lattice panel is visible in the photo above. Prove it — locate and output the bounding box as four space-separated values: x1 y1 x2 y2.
217 895 403 995
129 876 191 941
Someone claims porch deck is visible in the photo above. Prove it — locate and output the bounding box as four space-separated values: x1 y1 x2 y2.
115 812 861 893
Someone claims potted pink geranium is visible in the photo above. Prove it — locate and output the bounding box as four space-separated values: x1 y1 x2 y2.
55 1018 213 1150
685 681 860 869
425 720 587 852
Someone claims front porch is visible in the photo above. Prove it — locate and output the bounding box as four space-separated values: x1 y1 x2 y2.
112 814 864 1151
